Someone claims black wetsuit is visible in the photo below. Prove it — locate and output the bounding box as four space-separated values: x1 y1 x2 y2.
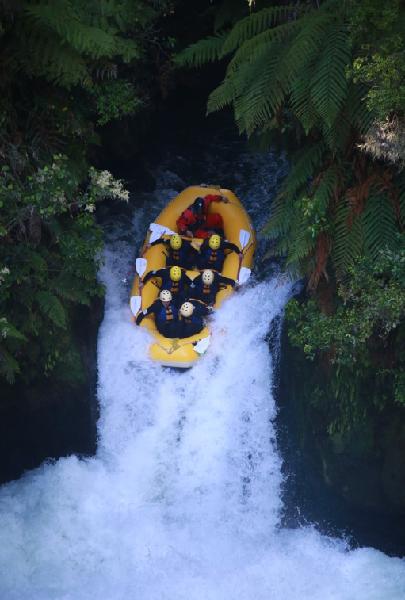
150 238 198 270
136 299 180 338
189 272 236 306
197 239 240 272
179 302 212 337
142 267 193 304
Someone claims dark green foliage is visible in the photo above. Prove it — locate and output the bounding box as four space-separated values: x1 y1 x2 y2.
175 0 405 430
0 0 172 387
176 0 404 283
0 156 130 383
286 245 405 432
174 33 229 67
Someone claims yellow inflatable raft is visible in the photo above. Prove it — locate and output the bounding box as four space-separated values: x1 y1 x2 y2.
130 185 255 368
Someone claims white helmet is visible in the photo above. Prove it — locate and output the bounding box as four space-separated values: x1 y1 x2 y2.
159 289 172 302
180 302 194 317
202 270 214 285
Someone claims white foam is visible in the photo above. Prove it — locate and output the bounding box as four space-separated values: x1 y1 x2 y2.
0 231 404 600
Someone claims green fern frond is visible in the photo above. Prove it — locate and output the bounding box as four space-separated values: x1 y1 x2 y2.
362 192 397 260
263 192 295 240
332 188 399 277
284 142 327 199
26 35 89 86
332 198 364 276
226 20 297 74
290 70 319 133
24 2 139 60
174 33 228 67
233 43 287 135
321 112 352 153
36 291 67 328
207 76 237 113
312 164 342 215
346 83 375 134
220 5 297 56
280 11 337 89
310 26 351 128
286 222 317 266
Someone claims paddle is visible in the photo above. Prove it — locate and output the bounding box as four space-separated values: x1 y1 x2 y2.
130 295 141 316
135 257 147 277
237 229 251 284
239 229 250 250
149 223 176 244
194 335 211 355
238 267 251 286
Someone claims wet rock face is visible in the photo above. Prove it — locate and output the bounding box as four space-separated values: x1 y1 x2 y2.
0 297 103 484
319 416 405 515
278 322 405 520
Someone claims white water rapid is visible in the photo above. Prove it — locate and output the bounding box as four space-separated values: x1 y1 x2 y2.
1 152 405 598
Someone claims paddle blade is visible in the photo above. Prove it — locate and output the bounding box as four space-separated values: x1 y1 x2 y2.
239 229 250 250
238 267 251 285
149 223 177 243
135 257 147 277
149 223 166 243
194 336 211 355
130 296 141 316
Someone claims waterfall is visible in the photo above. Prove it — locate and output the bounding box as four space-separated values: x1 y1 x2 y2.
0 148 404 599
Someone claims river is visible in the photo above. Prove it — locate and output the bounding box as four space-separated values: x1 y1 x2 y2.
0 136 404 599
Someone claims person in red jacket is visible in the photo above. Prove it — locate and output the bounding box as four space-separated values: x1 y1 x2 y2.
176 194 229 239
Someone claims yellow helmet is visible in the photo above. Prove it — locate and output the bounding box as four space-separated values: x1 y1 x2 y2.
170 235 182 250
180 302 194 317
202 270 214 285
169 266 182 282
208 234 221 250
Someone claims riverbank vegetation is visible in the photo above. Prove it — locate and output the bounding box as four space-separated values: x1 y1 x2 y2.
0 0 173 384
175 0 405 434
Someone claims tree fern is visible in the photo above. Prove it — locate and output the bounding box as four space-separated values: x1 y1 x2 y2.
278 10 337 90
332 198 364 276
332 189 399 276
232 42 287 135
311 164 343 216
26 4 108 57
290 69 319 134
225 20 297 75
310 25 351 128
362 192 398 261
220 5 297 56
176 0 402 286
174 33 228 67
284 142 326 199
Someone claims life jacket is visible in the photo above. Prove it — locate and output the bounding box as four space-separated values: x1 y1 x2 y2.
171 249 181 263
156 302 175 324
170 280 180 294
202 283 212 296
208 250 217 265
161 275 181 295
202 244 225 268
